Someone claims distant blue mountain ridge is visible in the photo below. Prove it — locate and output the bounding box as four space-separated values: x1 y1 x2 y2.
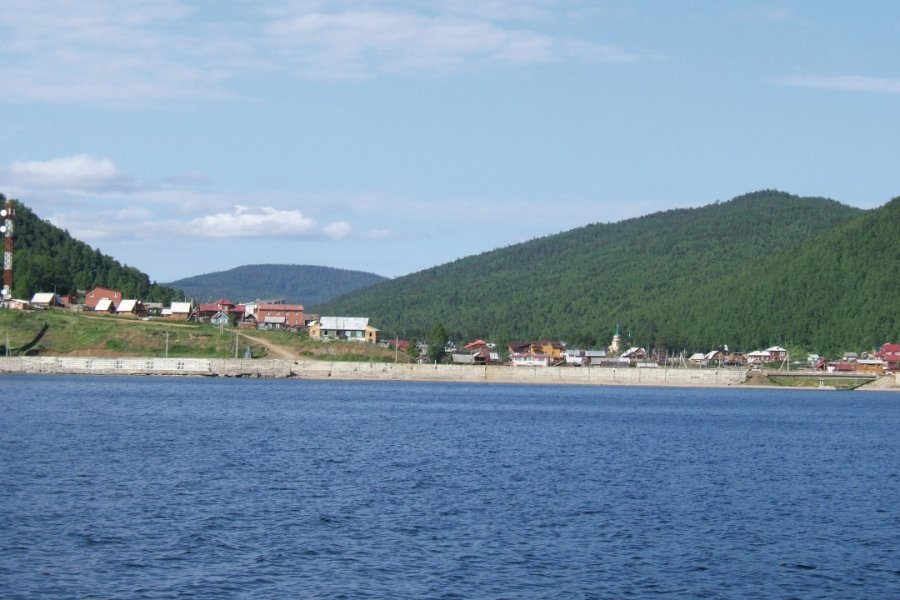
164 264 387 306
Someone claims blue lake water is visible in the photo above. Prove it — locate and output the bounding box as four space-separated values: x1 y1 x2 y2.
1 375 898 599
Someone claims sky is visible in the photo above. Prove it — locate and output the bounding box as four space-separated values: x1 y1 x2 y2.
1 1 898 283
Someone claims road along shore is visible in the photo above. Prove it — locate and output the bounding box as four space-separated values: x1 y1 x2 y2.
0 356 752 387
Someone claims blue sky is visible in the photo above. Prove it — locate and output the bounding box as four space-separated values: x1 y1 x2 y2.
1 1 898 283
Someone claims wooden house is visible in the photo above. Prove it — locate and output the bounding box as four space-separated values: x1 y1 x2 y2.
116 299 145 316
309 316 378 342
876 343 900 371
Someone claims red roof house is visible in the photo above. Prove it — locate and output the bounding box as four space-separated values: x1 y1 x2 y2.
876 343 900 371
85 287 122 309
256 303 305 329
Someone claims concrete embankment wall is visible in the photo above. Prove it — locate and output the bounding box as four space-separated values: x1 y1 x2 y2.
0 356 750 387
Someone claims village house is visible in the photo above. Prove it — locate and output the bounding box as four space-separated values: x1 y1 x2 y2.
876 343 900 371
452 339 499 364
85 287 122 309
855 359 885 375
256 303 305 330
29 292 58 309
508 341 564 367
57 293 79 307
197 298 244 322
746 350 770 365
621 347 647 361
94 297 116 313
690 350 724 367
583 349 607 366
162 301 194 320
564 348 585 366
5 298 28 310
115 299 145 316
688 352 707 367
765 346 788 362
309 316 379 342
210 312 231 327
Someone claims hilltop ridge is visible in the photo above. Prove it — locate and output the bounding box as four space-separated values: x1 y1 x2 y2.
165 264 387 305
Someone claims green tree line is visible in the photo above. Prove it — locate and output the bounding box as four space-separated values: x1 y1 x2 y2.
4 197 184 304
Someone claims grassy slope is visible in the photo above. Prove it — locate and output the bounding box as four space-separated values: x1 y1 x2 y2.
0 309 405 362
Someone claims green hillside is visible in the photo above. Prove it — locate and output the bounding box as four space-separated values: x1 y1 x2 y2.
317 190 895 354
165 264 387 304
681 196 900 354
4 196 183 303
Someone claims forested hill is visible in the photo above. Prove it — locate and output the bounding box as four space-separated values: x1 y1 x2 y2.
317 190 897 354
165 264 387 305
685 195 900 354
6 197 183 303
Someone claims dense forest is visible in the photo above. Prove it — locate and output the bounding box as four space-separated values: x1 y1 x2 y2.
318 190 899 355
165 264 387 305
4 197 184 304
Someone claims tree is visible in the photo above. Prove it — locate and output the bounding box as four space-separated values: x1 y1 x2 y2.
427 322 448 363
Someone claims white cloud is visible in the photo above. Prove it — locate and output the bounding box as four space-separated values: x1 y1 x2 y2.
7 155 134 191
776 75 900 95
177 205 321 238
323 221 352 239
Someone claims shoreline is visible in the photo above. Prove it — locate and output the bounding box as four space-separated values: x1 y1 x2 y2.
2 356 898 390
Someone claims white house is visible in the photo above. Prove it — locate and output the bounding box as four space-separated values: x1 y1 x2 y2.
309 316 379 343
163 301 194 320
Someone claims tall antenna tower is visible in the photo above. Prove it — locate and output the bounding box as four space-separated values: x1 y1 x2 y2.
1 195 13 300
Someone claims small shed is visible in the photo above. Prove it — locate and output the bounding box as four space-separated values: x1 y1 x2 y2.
94 297 115 312
30 293 58 309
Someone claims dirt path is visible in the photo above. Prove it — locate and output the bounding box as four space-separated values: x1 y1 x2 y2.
238 333 300 359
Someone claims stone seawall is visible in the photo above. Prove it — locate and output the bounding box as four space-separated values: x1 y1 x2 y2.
0 356 750 387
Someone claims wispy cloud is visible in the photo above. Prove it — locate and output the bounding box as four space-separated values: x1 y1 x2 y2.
730 6 793 24
0 0 238 105
43 201 355 242
0 0 640 105
6 155 136 191
776 75 900 95
262 7 638 79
